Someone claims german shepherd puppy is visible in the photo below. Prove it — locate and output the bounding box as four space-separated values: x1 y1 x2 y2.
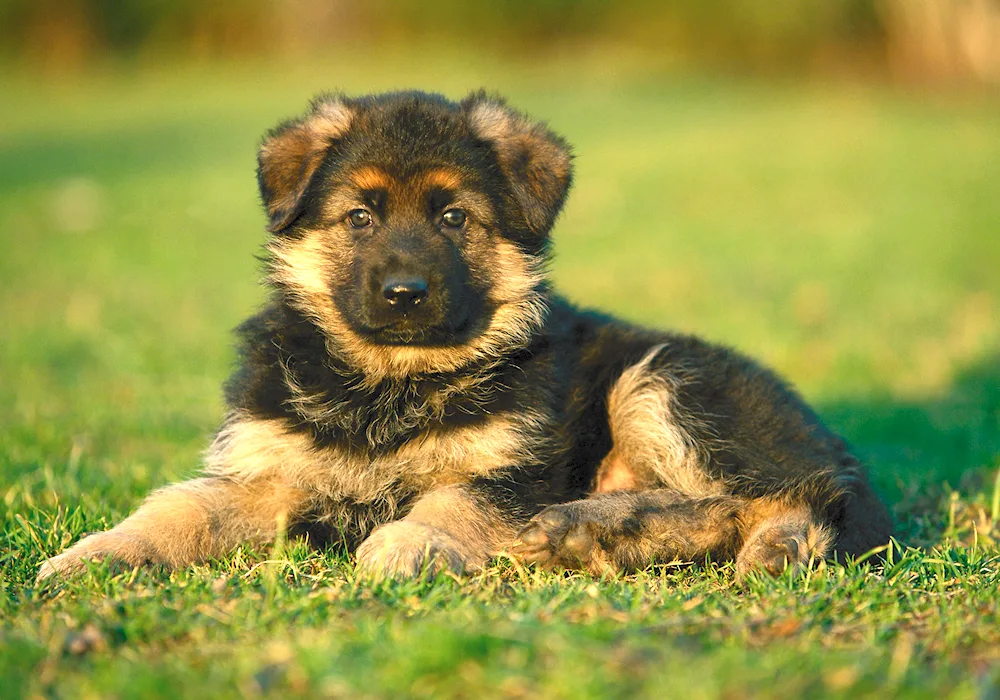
38 91 892 583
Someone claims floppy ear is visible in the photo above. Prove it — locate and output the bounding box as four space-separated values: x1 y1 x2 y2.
463 92 573 235
257 96 354 233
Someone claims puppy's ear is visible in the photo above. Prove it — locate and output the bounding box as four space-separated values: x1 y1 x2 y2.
463 92 573 235
257 96 354 233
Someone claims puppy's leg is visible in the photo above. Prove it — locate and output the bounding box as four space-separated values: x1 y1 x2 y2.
37 416 322 583
37 476 310 582
513 492 833 577
513 345 741 574
512 490 743 574
535 343 858 578
356 482 522 579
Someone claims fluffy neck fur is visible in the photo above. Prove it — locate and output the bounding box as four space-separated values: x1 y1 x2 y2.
228 295 540 454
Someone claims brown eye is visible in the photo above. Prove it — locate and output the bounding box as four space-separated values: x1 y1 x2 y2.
348 209 372 228
441 209 466 228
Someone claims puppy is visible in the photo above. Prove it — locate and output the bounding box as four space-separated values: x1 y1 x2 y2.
38 90 892 583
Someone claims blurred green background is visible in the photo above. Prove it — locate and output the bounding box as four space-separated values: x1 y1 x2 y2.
2 3 1000 696
2 0 998 501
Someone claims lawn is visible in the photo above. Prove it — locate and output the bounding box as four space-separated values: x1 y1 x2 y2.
2 52 999 698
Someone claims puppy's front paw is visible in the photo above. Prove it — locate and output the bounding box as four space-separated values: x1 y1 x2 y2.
511 503 606 574
36 531 153 584
355 522 470 579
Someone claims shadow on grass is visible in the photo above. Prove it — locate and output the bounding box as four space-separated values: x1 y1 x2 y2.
821 353 1000 547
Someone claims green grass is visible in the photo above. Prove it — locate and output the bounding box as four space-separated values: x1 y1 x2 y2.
2 52 999 698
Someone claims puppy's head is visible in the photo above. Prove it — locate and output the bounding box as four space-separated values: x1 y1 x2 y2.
258 91 572 378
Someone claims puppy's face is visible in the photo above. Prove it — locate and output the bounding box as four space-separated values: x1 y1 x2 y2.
257 92 572 378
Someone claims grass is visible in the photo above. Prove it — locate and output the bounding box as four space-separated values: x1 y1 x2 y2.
2 51 1000 698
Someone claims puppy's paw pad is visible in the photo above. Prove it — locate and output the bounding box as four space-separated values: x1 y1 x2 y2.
735 520 833 581
516 523 551 549
759 536 802 576
512 503 598 570
560 524 595 564
535 508 572 531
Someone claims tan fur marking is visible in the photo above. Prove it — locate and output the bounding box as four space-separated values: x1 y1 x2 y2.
350 166 391 191
421 168 463 191
268 231 339 307
604 345 724 498
593 451 638 493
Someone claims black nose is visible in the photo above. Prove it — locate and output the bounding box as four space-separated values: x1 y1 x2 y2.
382 276 428 312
